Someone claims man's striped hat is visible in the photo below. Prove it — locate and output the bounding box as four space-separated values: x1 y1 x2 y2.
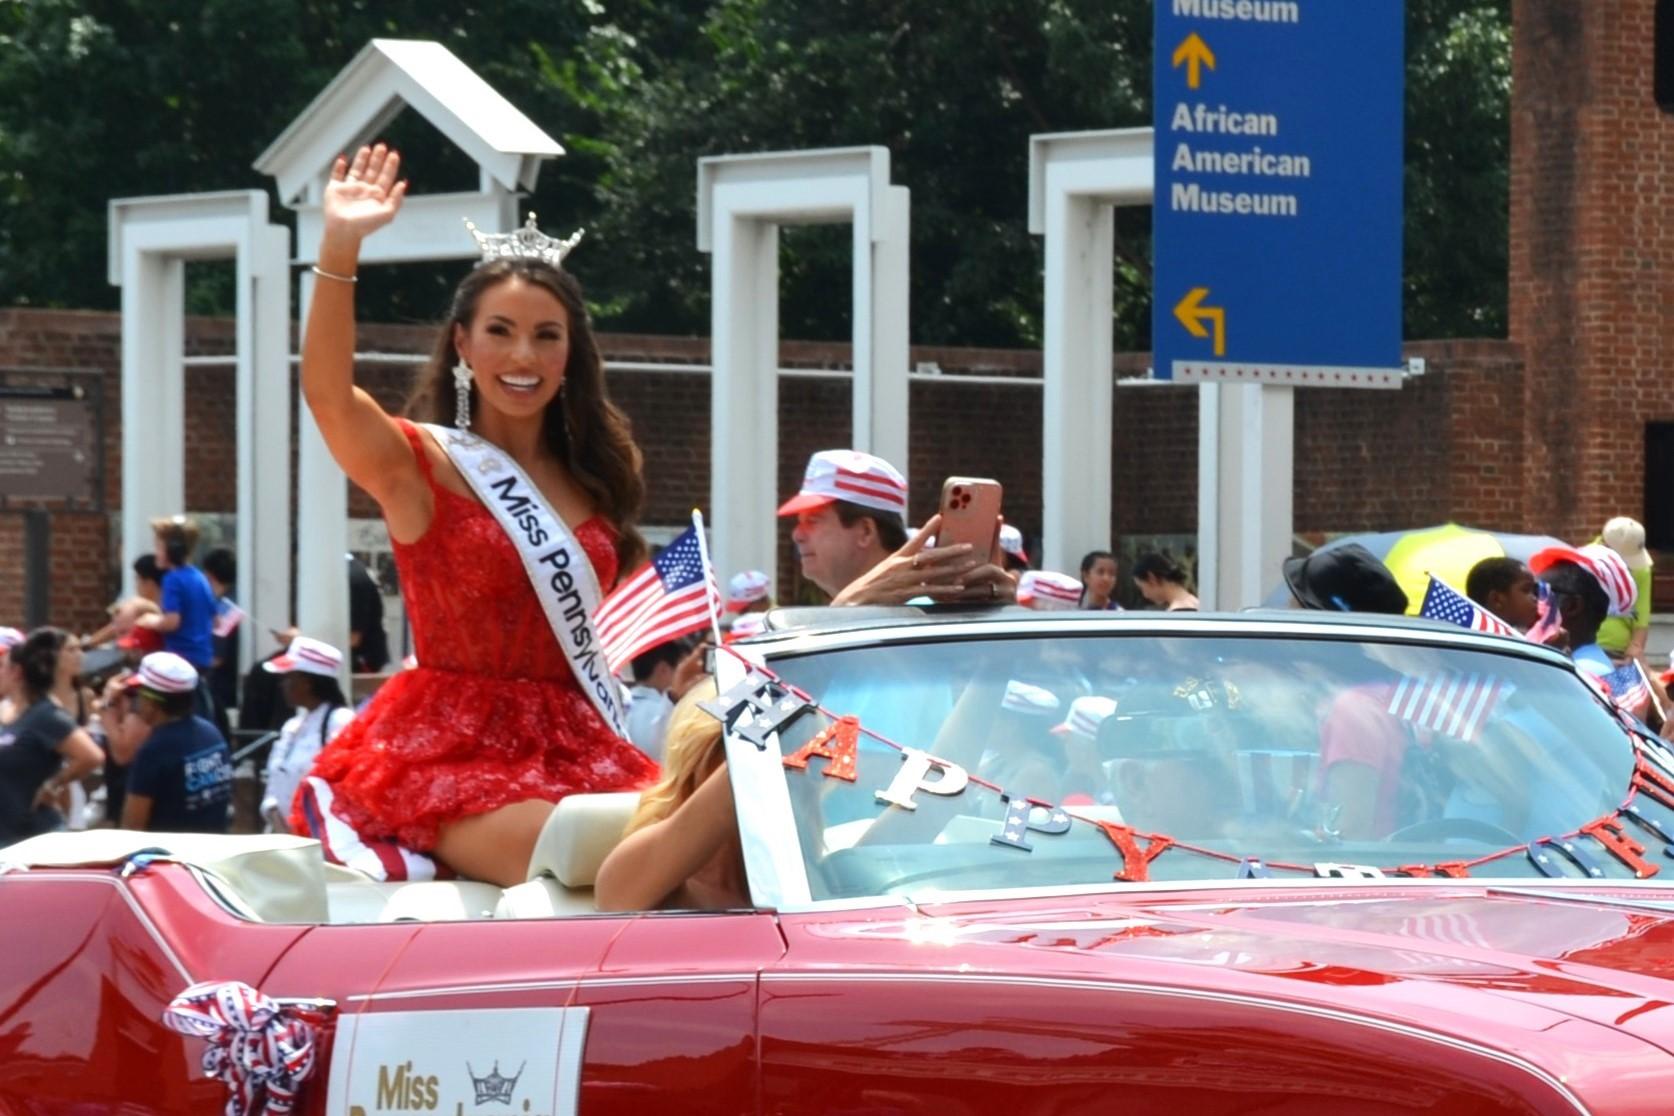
777 450 908 520
128 651 199 694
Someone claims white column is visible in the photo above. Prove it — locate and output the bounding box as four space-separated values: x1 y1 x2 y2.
120 250 186 581
858 185 911 480
293 269 352 666
1195 383 1220 610
708 210 781 584
1040 187 1115 574
247 226 293 661
1207 384 1294 610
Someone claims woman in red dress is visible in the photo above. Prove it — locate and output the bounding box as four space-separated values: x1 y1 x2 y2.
292 143 658 886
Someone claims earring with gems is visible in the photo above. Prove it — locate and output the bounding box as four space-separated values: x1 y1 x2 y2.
453 360 473 430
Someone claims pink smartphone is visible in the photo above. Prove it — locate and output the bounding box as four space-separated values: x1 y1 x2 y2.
938 477 1003 555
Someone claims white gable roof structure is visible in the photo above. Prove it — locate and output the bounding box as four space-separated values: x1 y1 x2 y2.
254 38 564 263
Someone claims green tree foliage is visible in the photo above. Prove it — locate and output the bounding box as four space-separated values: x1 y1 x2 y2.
0 1 1510 345
1404 0 1511 339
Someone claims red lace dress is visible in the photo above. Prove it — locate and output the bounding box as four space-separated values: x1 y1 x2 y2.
293 420 659 859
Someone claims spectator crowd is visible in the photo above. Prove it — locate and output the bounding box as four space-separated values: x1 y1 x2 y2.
0 466 1664 852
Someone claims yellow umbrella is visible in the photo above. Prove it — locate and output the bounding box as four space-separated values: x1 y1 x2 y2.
1379 524 1534 615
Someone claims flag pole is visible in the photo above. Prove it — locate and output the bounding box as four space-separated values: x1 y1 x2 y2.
691 508 724 647
1636 658 1666 724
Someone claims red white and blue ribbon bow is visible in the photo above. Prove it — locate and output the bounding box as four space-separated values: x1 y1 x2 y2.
162 981 318 1116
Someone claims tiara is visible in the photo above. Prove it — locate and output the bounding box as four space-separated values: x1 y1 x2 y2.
463 212 584 269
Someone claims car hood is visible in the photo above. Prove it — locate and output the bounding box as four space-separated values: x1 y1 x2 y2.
788 883 1674 1054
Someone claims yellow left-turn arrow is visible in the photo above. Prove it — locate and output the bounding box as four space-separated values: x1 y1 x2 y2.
1173 287 1226 356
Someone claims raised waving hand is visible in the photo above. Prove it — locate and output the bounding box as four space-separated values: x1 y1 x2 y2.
323 144 408 241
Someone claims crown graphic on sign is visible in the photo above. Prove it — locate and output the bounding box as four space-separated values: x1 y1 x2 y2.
466 1060 525 1106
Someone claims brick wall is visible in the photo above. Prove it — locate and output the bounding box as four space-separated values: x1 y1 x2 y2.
1 305 1531 627
1509 0 1674 542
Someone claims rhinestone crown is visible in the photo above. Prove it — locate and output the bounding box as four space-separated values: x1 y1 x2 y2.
463 212 584 269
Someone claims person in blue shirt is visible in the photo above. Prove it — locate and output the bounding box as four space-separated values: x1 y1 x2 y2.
135 516 218 723
121 652 231 834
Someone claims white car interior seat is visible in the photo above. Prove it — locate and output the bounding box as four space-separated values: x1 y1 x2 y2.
495 791 641 919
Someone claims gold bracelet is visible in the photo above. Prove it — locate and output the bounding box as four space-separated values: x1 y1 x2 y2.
311 264 358 284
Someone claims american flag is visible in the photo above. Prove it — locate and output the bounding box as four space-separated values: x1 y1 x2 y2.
1597 660 1652 718
1386 671 1507 743
212 599 246 639
1417 575 1519 639
595 521 720 673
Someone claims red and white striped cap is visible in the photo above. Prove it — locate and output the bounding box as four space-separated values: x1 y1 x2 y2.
0 627 23 654
777 450 909 520
1018 570 1083 610
1530 543 1638 617
129 651 199 694
1051 695 1119 741
1001 679 1060 717
999 524 1028 563
725 570 772 613
263 636 345 679
724 612 768 644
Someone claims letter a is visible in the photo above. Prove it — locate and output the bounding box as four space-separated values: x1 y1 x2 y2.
783 716 860 781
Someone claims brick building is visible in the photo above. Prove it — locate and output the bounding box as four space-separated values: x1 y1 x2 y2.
0 0 1664 631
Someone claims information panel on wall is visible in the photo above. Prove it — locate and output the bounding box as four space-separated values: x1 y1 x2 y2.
1152 0 1405 388
0 383 100 505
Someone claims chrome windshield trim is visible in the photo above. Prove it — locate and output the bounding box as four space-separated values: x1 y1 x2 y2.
769 874 1674 916
751 611 1578 669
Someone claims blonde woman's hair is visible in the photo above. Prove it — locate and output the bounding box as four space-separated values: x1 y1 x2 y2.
623 677 722 837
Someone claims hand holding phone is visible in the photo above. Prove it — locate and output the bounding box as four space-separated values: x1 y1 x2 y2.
937 477 1003 556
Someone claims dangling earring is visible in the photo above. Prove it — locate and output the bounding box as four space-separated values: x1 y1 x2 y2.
453 360 472 430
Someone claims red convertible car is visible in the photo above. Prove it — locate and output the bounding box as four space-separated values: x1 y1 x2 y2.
6 608 1674 1114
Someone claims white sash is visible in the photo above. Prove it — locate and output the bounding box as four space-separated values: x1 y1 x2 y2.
422 424 630 739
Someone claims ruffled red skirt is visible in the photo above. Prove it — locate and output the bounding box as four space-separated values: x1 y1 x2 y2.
293 665 660 852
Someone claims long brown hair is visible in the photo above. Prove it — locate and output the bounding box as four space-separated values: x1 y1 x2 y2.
408 258 647 575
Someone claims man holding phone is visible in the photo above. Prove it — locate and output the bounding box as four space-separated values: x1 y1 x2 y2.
777 449 1015 606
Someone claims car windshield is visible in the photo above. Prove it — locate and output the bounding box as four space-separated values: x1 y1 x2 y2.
762 631 1657 901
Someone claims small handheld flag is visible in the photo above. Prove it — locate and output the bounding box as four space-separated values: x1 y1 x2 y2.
1417 575 1519 639
595 517 722 673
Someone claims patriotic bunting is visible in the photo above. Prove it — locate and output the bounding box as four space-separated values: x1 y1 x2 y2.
161 980 320 1116
720 646 1674 886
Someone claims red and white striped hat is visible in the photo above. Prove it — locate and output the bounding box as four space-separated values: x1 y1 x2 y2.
777 450 909 520
999 524 1028 563
1051 695 1119 741
128 651 199 694
1017 570 1083 610
263 636 344 679
724 612 768 643
1001 679 1060 717
725 570 772 613
0 627 23 654
1529 543 1638 617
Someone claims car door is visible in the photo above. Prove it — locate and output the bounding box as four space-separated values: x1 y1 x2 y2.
267 909 781 1116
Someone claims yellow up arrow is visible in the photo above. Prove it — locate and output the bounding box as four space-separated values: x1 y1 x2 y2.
1171 32 1216 90
1173 287 1226 356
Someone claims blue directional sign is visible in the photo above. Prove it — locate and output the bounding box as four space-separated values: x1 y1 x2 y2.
1152 0 1404 388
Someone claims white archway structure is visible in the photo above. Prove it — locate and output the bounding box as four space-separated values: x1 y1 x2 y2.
254 39 563 660
1028 127 1291 609
697 147 910 584
107 190 291 665
1028 129 1152 576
